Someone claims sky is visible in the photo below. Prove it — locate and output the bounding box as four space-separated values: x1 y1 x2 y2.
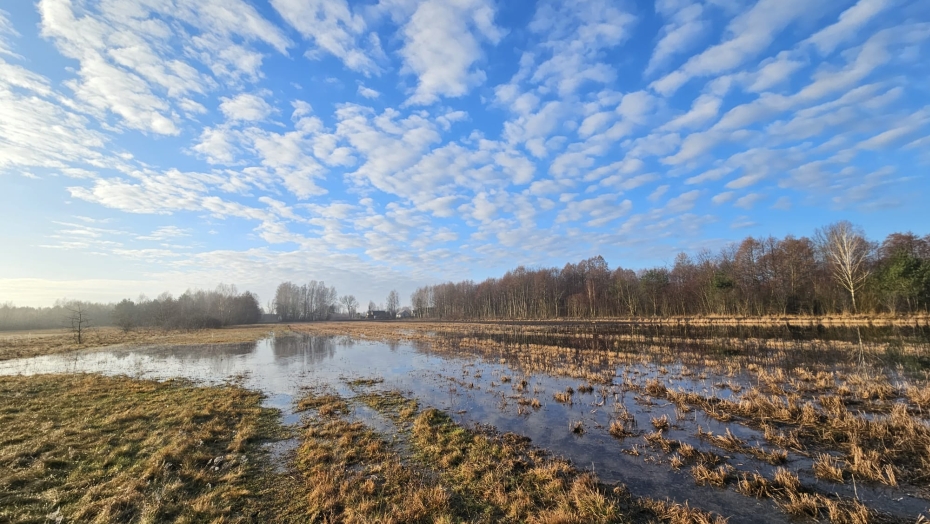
0 0 928 309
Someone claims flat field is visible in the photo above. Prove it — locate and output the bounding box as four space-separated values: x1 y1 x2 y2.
1 319 928 523
0 324 288 361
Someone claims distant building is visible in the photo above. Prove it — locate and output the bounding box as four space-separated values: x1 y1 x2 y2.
397 309 412 319
261 313 280 323
367 310 393 320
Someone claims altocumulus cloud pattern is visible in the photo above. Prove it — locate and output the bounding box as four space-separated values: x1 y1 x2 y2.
0 0 928 306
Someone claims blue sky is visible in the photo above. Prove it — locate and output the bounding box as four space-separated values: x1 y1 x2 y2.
1 0 928 308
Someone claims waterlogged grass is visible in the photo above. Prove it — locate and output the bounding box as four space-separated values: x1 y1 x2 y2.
294 388 727 524
0 325 289 361
0 374 287 523
291 320 929 521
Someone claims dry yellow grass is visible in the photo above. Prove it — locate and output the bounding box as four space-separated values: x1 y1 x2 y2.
294 387 730 523
292 409 451 523
0 324 290 361
812 453 845 483
0 374 286 523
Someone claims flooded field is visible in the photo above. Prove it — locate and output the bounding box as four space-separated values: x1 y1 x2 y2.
1 321 928 523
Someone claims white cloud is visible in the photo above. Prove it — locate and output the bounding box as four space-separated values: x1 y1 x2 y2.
617 91 657 124
662 94 721 131
557 194 633 227
726 172 766 189
270 0 381 74
502 100 567 157
0 59 109 172
626 133 681 159
193 104 336 198
651 0 810 96
37 0 292 135
529 0 637 96
646 1 706 77
245 126 329 198
856 108 930 150
3 0 928 306
649 184 670 202
665 189 701 212
664 26 929 165
733 192 763 209
805 0 896 55
137 226 192 241
399 0 504 105
746 52 806 92
219 92 275 121
578 111 614 138
0 8 20 58
730 215 758 229
358 84 380 99
711 191 734 204
172 0 290 54
771 196 792 209
192 126 239 164
67 169 228 215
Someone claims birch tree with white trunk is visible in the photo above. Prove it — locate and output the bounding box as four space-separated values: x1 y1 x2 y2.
816 221 873 313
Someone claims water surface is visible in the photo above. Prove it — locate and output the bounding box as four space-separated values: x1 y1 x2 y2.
1 334 924 522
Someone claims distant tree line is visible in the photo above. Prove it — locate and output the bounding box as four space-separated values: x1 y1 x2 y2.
112 284 262 330
3 222 928 330
0 284 262 331
0 300 115 332
271 281 339 321
410 222 930 319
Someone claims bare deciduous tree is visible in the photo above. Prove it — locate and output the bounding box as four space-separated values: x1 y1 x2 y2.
816 221 874 313
340 295 358 317
386 290 400 317
65 302 90 344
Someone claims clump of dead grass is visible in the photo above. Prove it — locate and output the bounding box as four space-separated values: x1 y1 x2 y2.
651 414 670 431
812 453 845 483
736 472 771 498
296 392 349 416
691 464 734 487
553 387 574 404
356 390 420 423
639 498 729 524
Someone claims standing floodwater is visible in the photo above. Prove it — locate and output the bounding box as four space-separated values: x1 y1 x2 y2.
0 331 926 523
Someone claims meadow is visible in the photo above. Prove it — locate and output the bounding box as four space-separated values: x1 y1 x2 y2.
1 318 927 522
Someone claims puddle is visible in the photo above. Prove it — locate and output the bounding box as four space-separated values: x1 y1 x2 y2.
0 333 926 522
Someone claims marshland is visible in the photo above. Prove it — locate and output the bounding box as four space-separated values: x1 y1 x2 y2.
1 318 928 523
5 0 930 518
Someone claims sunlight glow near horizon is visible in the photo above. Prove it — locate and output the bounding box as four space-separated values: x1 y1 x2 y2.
1 0 928 308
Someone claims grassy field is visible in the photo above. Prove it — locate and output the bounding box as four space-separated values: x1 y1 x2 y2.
288 320 930 522
0 325 289 361
3 319 927 522
293 387 727 524
0 374 733 523
0 374 297 523
3 313 926 362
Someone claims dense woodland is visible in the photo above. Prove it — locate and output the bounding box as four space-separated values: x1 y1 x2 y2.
412 223 930 319
2 222 929 331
